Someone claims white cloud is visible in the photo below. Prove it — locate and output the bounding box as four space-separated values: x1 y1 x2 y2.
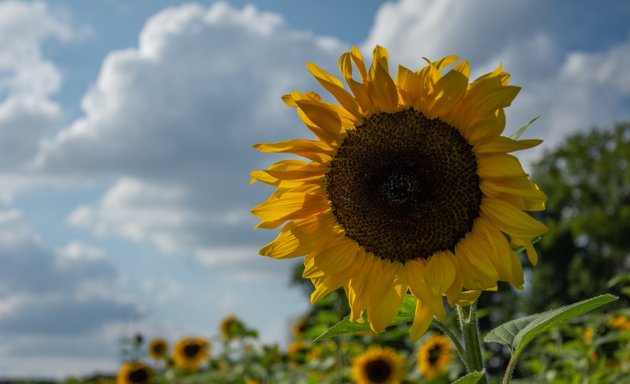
0 209 138 377
363 0 630 163
0 0 81 198
34 2 344 269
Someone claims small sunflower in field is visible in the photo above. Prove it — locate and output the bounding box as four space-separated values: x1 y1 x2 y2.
287 340 309 366
582 327 594 344
252 45 547 338
173 337 210 371
609 314 630 331
352 346 405 384
418 334 452 380
117 362 153 384
220 315 246 340
147 338 168 360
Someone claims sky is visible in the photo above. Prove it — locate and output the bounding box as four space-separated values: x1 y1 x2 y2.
0 0 629 378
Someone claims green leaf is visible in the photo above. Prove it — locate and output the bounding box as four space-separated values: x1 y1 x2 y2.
484 294 617 355
510 115 540 140
314 294 416 341
607 273 630 288
451 370 485 384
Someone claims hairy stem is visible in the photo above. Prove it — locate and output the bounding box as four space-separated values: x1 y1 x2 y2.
457 304 489 384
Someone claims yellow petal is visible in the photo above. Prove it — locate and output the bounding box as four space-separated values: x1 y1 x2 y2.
477 154 528 179
368 45 398 112
259 213 338 259
310 273 346 303
481 198 549 239
424 251 456 296
396 65 422 104
302 237 358 278
474 136 542 154
429 60 470 118
252 192 328 223
350 46 368 81
307 62 361 118
512 237 539 265
368 264 406 333
410 299 433 340
253 139 333 163
455 290 482 306
406 260 446 319
295 99 343 138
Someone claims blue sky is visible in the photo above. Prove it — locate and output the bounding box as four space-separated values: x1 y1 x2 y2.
0 0 629 378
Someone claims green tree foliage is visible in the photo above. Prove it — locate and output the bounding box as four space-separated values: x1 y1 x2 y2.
525 122 630 312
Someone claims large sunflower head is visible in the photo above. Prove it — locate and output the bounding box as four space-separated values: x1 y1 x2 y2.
252 45 548 338
417 334 452 380
117 362 153 384
173 337 210 371
148 338 168 360
351 346 405 384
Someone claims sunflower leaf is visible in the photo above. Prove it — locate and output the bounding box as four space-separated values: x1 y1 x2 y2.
484 294 617 355
510 115 540 140
451 370 485 384
314 294 417 341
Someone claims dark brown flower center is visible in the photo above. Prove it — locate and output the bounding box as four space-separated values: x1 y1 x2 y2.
184 343 201 358
152 343 166 355
365 359 392 383
129 368 149 383
326 109 481 262
428 344 443 365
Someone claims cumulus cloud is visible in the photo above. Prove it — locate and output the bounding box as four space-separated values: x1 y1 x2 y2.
34 2 345 266
363 0 630 162
0 209 138 376
0 0 81 199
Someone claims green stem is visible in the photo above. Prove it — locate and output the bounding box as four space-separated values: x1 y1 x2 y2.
457 304 488 384
502 351 521 384
431 318 470 373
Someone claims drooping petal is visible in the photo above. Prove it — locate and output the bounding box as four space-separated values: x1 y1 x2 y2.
410 299 434 340
406 260 446 319
424 251 456 296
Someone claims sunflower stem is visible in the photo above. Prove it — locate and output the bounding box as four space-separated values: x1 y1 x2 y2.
431 318 470 372
457 303 488 384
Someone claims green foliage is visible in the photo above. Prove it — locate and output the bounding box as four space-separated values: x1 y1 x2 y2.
527 122 630 313
452 370 485 384
485 295 617 354
315 294 416 341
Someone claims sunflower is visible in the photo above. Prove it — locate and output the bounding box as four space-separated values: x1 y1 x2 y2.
173 337 210 371
418 334 452 380
351 346 405 384
582 326 594 345
287 340 309 366
147 338 168 360
609 315 630 331
117 362 153 384
220 315 245 340
252 45 548 338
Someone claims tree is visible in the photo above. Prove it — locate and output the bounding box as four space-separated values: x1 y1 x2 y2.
524 122 630 312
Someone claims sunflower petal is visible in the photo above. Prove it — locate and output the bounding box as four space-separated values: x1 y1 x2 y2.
481 198 549 239
259 214 338 259
307 62 361 117
429 60 470 118
406 260 446 319
424 251 456 296
368 265 406 332
368 46 398 112
410 299 433 340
